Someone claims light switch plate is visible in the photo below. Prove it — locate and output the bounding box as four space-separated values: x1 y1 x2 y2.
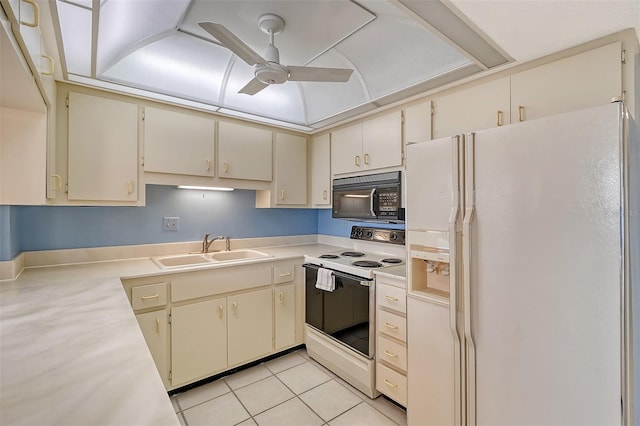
163 217 179 231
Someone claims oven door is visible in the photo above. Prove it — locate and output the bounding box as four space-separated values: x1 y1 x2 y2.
304 264 375 358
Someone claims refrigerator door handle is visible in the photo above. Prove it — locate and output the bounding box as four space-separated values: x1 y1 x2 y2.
463 132 477 425
449 134 463 426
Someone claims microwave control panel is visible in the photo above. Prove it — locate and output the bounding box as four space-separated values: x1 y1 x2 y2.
378 189 399 212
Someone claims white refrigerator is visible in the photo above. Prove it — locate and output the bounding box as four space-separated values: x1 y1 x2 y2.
405 102 639 425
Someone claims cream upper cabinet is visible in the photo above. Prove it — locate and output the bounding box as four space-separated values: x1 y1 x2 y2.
275 283 296 350
311 133 331 207
511 42 622 123
433 77 511 139
67 92 139 202
331 124 362 175
218 121 272 181
331 110 402 175
136 309 170 389
171 297 227 387
143 106 214 177
404 101 432 144
362 110 402 170
273 132 307 205
227 288 273 366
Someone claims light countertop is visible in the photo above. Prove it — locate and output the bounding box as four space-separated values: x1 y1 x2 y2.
0 242 343 425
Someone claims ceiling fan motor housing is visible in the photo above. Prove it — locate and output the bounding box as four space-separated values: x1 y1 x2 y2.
255 63 289 84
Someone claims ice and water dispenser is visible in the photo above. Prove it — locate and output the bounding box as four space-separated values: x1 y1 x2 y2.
409 231 451 299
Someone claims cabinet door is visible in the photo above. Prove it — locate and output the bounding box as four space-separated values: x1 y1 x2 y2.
274 133 307 205
144 107 214 177
228 288 273 366
218 121 272 181
274 284 295 350
311 133 331 206
362 111 402 170
68 92 138 201
171 297 227 387
331 124 362 175
136 309 169 389
404 101 432 144
511 42 622 123
433 77 510 139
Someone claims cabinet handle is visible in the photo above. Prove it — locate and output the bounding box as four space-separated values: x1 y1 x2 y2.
384 295 398 302
223 161 229 173
50 174 62 191
232 301 237 315
127 181 134 195
20 0 39 27
355 155 360 167
383 379 398 389
141 294 159 300
364 153 370 165
279 189 285 200
41 54 54 75
518 106 525 122
279 272 292 277
279 292 284 303
384 350 398 358
155 318 160 333
496 110 503 127
218 305 224 319
384 322 399 330
206 159 211 171
322 190 328 200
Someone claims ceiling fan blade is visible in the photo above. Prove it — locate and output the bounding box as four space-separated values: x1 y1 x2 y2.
199 22 265 66
239 78 269 95
287 66 353 82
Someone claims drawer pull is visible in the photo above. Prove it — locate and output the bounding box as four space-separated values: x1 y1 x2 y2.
518 105 525 122
279 272 292 277
279 292 284 303
232 301 237 315
383 379 398 389
322 190 328 200
141 294 159 300
497 110 503 127
384 322 399 330
155 318 160 333
384 350 398 358
218 305 224 319
384 295 398 302
223 161 229 173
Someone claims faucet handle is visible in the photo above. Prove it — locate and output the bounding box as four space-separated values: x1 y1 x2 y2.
225 236 231 251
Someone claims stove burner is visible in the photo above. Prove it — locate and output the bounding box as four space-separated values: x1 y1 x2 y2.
353 260 383 268
341 251 366 257
319 254 340 259
381 258 402 264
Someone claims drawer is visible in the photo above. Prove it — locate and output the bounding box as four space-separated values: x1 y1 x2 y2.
377 309 407 342
131 282 168 310
273 264 295 284
377 335 407 372
376 362 407 406
377 283 406 314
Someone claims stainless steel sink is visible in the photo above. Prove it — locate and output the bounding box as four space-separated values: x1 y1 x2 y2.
208 249 270 262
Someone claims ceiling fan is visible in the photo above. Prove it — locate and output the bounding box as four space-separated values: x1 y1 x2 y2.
199 14 354 95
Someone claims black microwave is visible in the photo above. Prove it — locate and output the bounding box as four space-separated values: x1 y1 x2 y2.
332 171 404 223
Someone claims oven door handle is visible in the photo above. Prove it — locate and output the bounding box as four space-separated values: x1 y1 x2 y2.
303 263 372 286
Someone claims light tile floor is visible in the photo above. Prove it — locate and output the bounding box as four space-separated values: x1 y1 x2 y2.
171 349 407 426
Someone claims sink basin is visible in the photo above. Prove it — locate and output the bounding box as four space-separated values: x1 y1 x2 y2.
153 254 210 269
208 249 271 262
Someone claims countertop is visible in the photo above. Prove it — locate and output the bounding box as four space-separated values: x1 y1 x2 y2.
0 243 342 426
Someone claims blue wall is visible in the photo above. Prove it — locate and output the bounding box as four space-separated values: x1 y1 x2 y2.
0 185 405 261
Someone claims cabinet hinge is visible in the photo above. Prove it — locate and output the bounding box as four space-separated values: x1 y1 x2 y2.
401 111 405 124
141 108 145 121
621 49 626 64
430 105 435 116
168 313 172 324
169 371 172 380
66 98 69 108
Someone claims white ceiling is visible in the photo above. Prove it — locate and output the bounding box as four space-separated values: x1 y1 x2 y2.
51 0 640 132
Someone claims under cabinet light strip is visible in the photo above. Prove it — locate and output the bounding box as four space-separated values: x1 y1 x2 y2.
177 186 234 191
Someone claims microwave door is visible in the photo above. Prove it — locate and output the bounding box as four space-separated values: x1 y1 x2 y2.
333 188 376 219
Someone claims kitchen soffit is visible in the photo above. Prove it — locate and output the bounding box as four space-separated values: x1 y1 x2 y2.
54 0 510 131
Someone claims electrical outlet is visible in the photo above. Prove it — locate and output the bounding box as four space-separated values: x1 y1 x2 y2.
163 217 179 231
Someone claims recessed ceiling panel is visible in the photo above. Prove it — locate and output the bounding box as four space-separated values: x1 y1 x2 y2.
101 33 230 105
96 0 190 74
180 0 375 66
57 1 92 76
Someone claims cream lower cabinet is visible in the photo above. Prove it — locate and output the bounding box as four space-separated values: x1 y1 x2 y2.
274 283 295 349
375 273 407 406
228 288 273 366
171 297 227 387
136 309 170 389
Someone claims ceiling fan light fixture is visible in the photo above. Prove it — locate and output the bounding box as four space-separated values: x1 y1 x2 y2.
255 63 288 85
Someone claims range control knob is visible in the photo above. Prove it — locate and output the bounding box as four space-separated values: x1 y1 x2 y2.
365 230 373 239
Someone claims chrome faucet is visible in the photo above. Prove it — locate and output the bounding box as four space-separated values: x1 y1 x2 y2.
202 233 225 253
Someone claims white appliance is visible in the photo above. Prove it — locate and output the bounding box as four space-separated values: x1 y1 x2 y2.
304 226 405 398
405 102 639 425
